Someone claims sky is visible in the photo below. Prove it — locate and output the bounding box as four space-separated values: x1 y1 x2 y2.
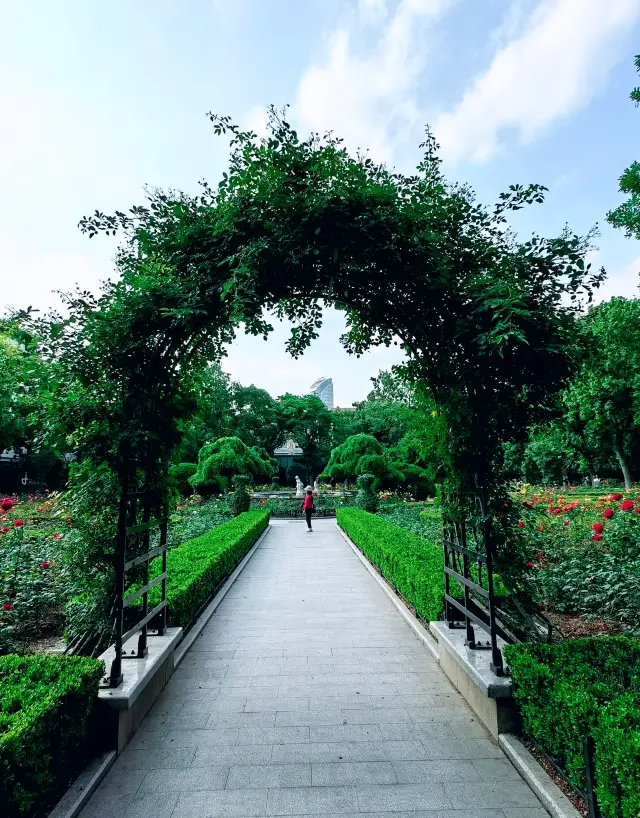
2 0 640 406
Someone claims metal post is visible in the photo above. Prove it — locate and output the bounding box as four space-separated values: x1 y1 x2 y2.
136 493 150 658
484 515 504 676
157 516 168 636
109 471 129 687
583 736 600 818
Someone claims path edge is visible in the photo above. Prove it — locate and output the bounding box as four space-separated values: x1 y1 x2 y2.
500 734 583 818
48 522 271 818
174 522 272 665
336 522 439 662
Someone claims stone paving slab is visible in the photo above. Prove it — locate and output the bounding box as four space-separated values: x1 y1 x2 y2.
79 520 544 818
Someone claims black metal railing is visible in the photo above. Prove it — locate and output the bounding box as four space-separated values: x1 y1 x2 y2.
105 482 168 688
443 513 511 676
527 735 600 818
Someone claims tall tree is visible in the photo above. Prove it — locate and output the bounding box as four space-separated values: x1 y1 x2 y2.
277 394 332 481
229 384 281 451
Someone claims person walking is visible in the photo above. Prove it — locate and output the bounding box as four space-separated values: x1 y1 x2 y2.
302 486 314 533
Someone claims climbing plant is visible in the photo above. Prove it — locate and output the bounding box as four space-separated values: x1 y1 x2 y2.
30 106 603 592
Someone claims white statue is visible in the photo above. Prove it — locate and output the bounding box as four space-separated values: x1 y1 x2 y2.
313 480 319 494
295 476 304 497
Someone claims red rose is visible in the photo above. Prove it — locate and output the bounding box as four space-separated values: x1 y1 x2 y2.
259 499 264 504
613 493 623 501
0 527 9 534
51 533 63 540
517 522 525 529
0 498 13 511
603 508 614 519
538 526 544 532
13 520 23 528
621 500 634 511
41 561 51 569
526 561 534 568
592 523 604 533
563 520 569 527
1 603 13 611
593 533 603 541
551 508 561 515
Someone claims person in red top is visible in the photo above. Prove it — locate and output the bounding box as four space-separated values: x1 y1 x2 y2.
302 487 314 533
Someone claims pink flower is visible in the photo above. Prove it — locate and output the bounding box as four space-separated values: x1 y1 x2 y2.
526 561 534 568
41 561 51 569
1 498 13 512
51 533 63 540
2 603 13 611
0 526 9 534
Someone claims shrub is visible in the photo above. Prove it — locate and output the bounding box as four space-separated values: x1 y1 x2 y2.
337 507 444 620
0 654 104 818
230 474 251 516
168 463 197 496
355 474 378 512
505 637 640 817
145 510 269 630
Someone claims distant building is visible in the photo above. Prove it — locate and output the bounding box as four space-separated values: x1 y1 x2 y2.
310 377 334 410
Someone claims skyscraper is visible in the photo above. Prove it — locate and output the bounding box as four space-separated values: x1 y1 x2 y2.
310 377 334 410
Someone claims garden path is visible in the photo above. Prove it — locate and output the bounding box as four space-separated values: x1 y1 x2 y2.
80 519 545 818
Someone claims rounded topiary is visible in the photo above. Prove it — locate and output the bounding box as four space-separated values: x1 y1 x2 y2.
269 476 280 491
168 462 197 496
231 474 251 516
355 473 378 512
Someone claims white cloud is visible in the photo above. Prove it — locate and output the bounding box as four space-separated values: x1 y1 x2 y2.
592 253 640 304
435 0 640 165
294 0 451 163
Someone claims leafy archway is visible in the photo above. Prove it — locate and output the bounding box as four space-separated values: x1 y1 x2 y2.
32 108 602 655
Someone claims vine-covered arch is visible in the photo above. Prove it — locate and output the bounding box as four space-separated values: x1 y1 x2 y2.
34 108 601 676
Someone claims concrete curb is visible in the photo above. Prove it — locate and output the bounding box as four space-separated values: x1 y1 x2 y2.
175 522 272 666
48 751 116 818
336 522 440 662
500 734 582 818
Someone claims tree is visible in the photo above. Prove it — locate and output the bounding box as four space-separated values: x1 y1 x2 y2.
229 384 281 452
367 366 416 406
189 436 274 495
277 394 332 481
177 363 232 462
565 298 640 489
607 55 640 242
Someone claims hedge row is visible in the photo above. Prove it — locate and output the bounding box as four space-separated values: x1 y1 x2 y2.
145 509 269 630
336 507 445 621
505 637 640 818
0 654 104 818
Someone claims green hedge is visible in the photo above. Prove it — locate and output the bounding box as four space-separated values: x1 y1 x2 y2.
337 507 444 621
505 637 640 818
0 654 104 818
145 510 269 630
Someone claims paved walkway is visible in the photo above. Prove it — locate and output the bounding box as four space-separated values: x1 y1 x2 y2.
81 520 545 818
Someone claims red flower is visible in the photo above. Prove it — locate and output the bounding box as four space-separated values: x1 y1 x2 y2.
563 520 569 527
621 500 634 511
593 534 603 541
551 508 561 515
603 508 615 519
503 503 508 508
517 522 525 529
526 561 534 568
40 561 51 569
613 493 623 501
13 520 23 528
538 526 544 532
0 498 13 511
599 623 606 631
259 499 264 504
1 603 13 611
592 523 604 533
0 526 9 534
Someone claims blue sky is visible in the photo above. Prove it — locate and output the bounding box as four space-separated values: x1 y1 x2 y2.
2 0 640 405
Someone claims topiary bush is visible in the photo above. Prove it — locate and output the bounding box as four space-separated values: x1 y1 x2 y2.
337 507 444 621
0 654 104 818
168 462 197 496
505 637 640 817
355 473 378 512
231 474 251 516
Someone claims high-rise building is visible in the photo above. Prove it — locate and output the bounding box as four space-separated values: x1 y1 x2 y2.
310 376 334 410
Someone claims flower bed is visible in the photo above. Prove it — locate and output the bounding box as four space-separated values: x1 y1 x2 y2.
142 509 269 630
0 654 104 818
505 637 640 818
515 488 640 630
337 507 445 621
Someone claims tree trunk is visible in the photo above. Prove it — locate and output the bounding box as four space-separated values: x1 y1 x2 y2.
613 445 633 490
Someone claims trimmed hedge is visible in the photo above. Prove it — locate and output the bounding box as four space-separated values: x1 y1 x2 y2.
505 637 640 818
146 510 269 630
0 654 104 818
337 507 444 621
